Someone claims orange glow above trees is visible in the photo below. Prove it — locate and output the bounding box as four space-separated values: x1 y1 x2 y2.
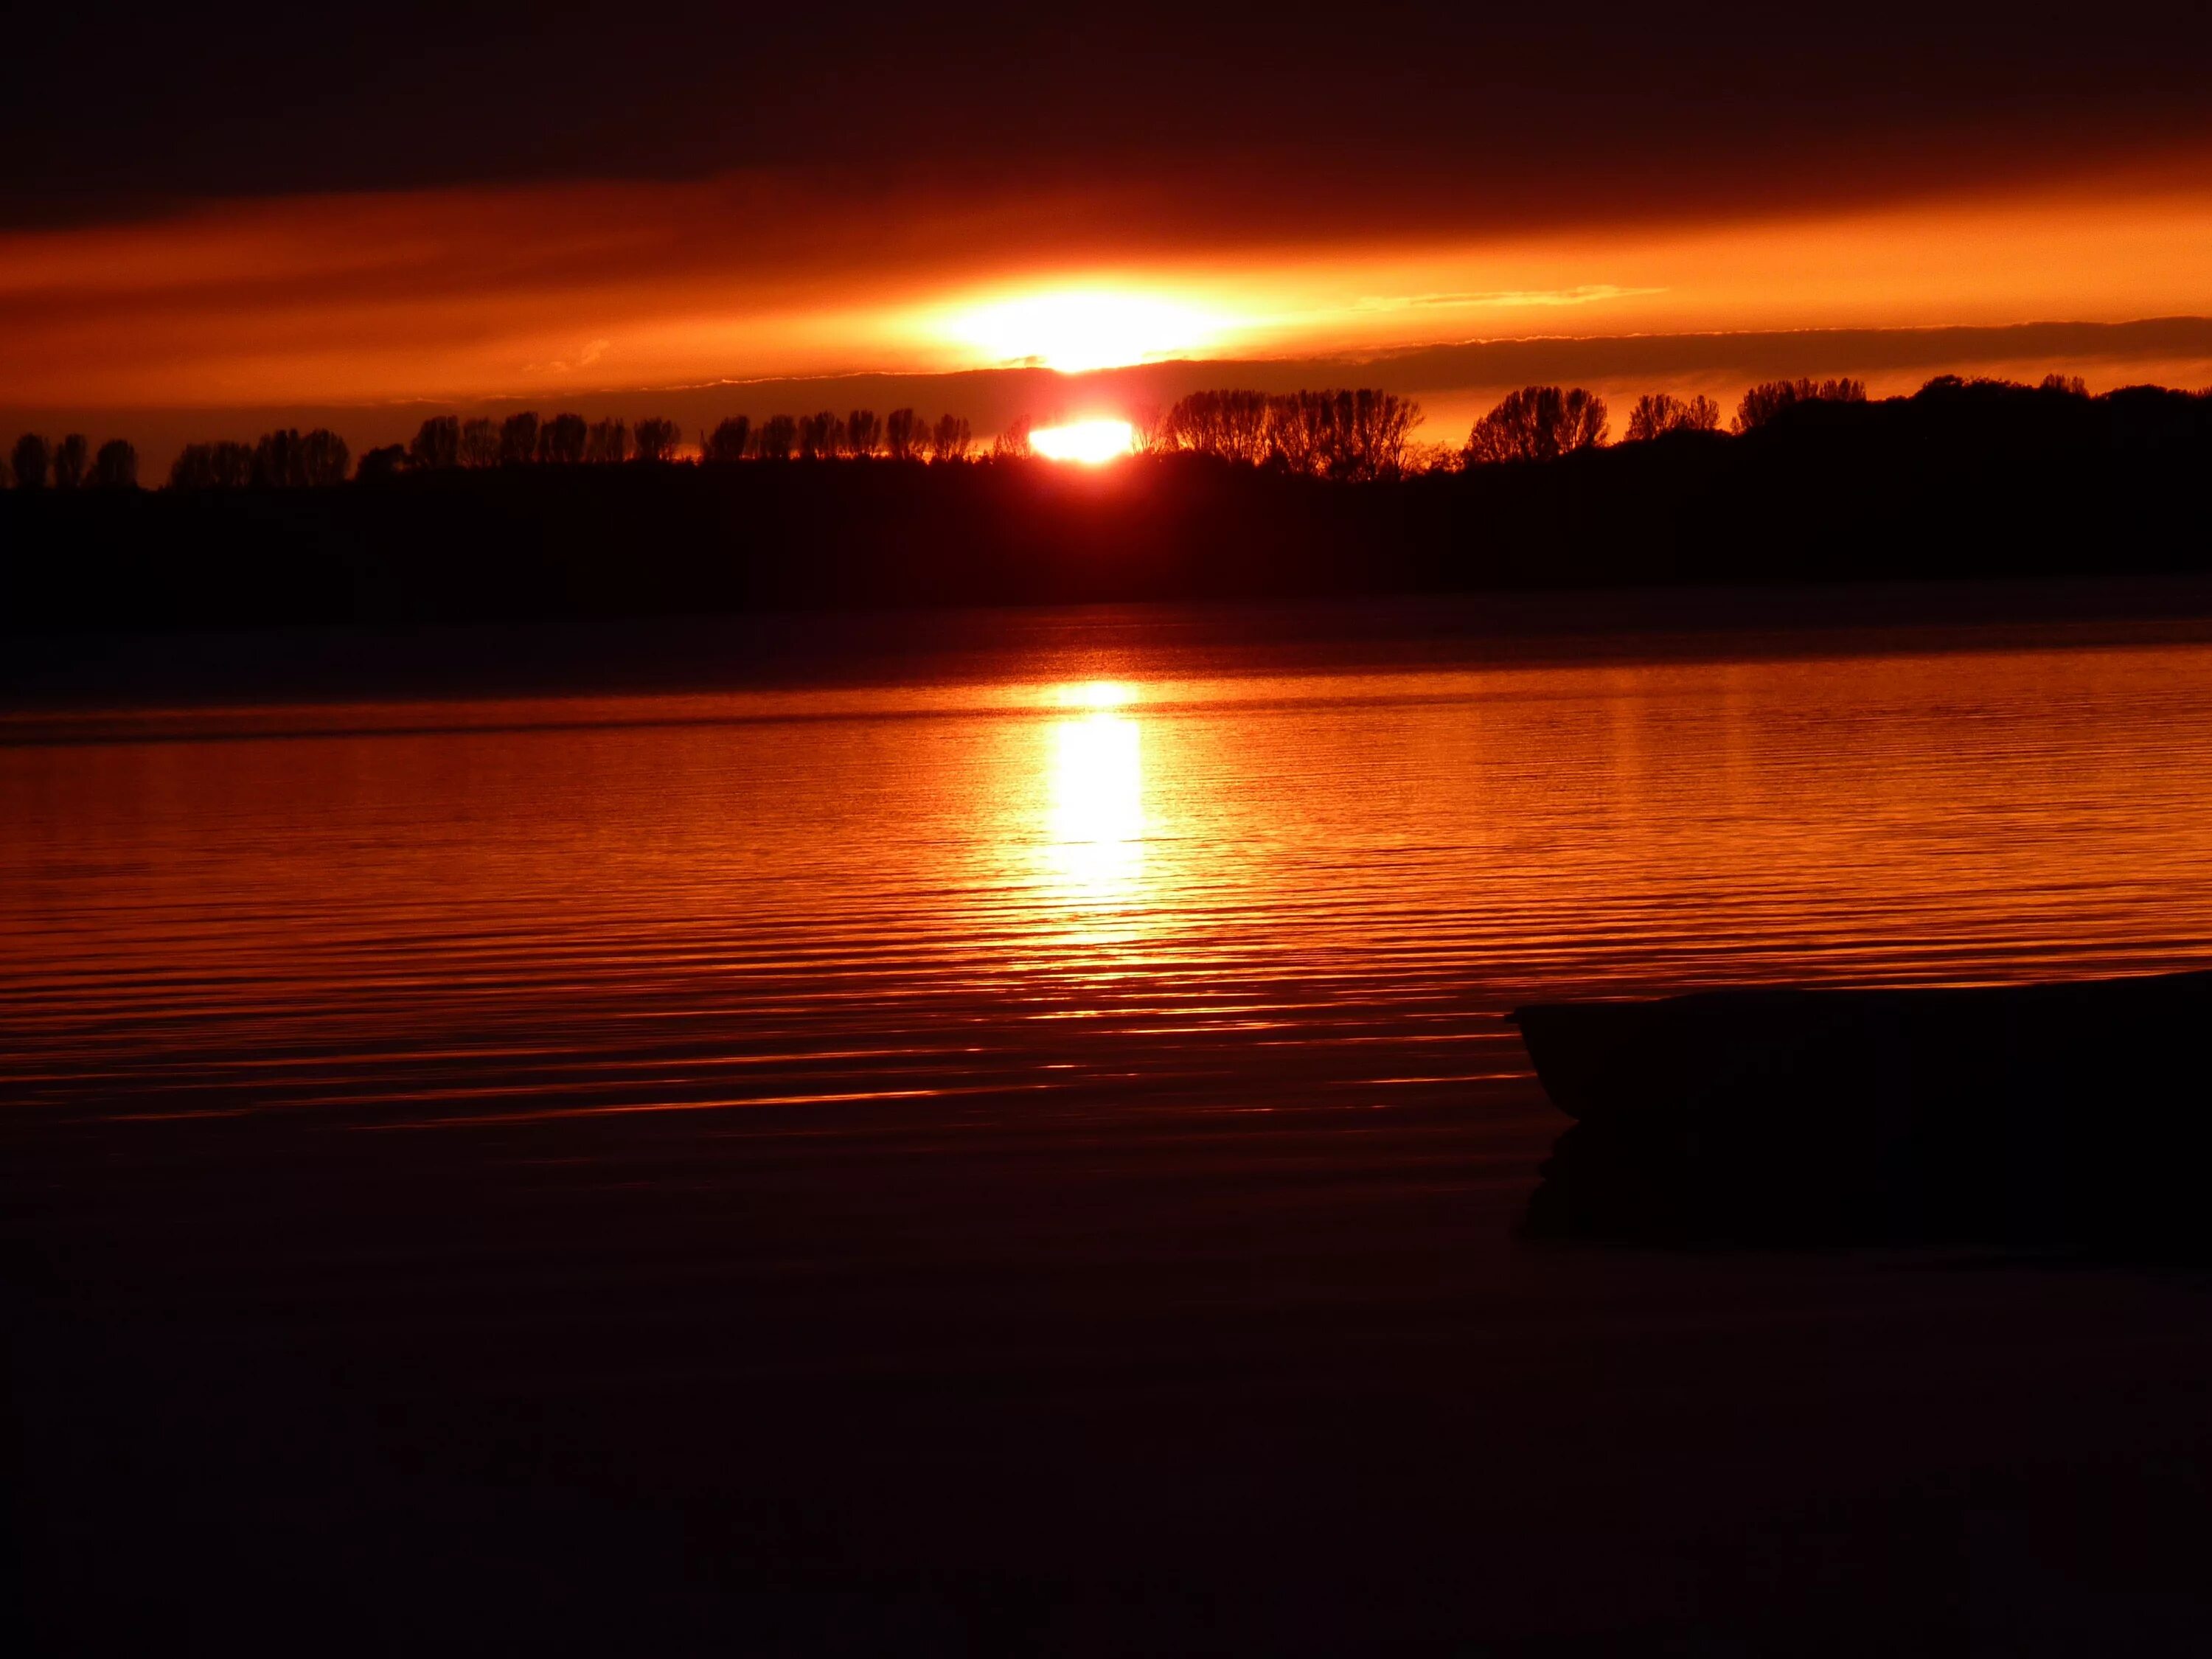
942 290 1228 372
1 159 2211 416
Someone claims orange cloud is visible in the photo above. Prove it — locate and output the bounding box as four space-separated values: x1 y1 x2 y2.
1 153 2209 423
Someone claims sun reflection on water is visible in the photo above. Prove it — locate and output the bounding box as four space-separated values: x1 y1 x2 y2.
1046 710 1147 903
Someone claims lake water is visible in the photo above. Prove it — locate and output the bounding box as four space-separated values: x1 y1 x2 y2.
15 594 2212 1652
8 597 2212 1130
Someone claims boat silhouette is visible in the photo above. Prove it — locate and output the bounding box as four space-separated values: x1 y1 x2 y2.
1514 969 2212 1251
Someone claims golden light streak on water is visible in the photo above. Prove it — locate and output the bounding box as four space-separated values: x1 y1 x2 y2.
7 606 2212 1133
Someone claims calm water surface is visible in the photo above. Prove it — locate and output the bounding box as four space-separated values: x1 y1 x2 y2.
8 603 2212 1128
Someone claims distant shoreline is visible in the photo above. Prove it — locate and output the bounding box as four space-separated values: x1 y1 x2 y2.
10 574 2212 715
5 383 2211 644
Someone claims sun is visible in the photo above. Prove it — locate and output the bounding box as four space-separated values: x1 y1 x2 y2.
945 288 1224 373
1032 420 1135 464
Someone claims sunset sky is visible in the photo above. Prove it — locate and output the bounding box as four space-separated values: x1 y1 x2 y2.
7 2 2211 466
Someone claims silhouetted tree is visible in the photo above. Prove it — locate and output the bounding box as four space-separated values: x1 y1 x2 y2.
409 416 461 470
1733 378 1865 433
265 426 348 487
539 413 587 465
209 441 254 487
993 415 1033 459
1127 406 1169 456
1335 389 1421 481
1163 389 1271 462
633 417 680 462
13 434 52 489
91 439 139 489
702 416 751 465
928 414 972 462
499 412 540 465
356 444 407 481
844 409 882 458
168 439 257 489
52 434 90 488
797 411 843 459
755 414 799 460
1464 386 1609 464
1264 389 1421 479
254 428 309 487
2039 373 2090 397
586 417 630 464
302 428 350 487
459 419 499 468
168 445 213 489
1265 394 1327 475
883 408 922 462
1624 393 1722 442
0 453 11 489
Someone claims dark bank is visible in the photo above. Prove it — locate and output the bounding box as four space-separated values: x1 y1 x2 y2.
6 379 2212 635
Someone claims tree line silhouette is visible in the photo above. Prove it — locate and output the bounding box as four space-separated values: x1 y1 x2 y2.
348 407 978 481
7 433 139 490
9 372 2212 633
0 373 2186 495
1129 389 1424 480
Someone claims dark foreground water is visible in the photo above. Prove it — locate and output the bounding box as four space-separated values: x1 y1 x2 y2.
8 591 2212 1654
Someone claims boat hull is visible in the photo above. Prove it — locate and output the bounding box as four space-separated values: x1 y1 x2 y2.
1513 970 2212 1249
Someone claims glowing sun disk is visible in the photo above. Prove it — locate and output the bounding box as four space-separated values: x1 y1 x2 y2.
1032 420 1135 463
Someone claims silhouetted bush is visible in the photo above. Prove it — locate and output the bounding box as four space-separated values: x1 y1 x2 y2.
702 416 751 465
13 434 52 490
499 413 540 466
409 417 461 470
1624 393 1722 442
755 415 799 460
1733 378 1865 433
356 444 407 481
459 419 499 468
2101 383 2211 450
929 414 973 462
92 439 139 489
884 408 922 462
51 434 89 489
1465 387 1610 464
586 418 630 465
633 418 680 464
540 413 587 465
844 410 882 459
